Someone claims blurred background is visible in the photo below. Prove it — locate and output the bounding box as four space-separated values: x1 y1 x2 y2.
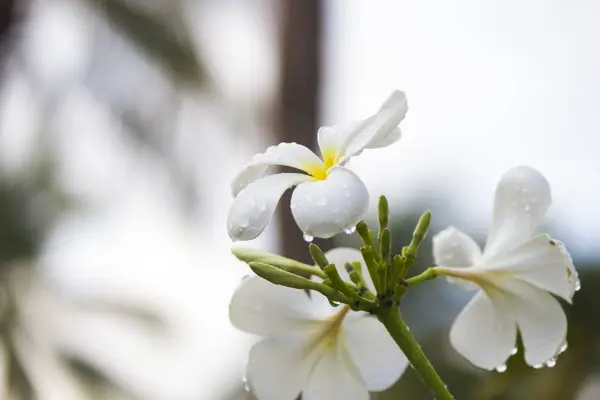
0 0 599 399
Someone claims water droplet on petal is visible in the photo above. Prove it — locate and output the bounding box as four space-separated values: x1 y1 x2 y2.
257 202 267 212
575 278 581 291
303 234 314 243
545 358 557 368
495 364 507 373
238 214 250 228
510 347 518 356
315 197 327 206
344 226 356 235
524 204 531 212
533 363 544 369
559 342 568 354
242 360 251 392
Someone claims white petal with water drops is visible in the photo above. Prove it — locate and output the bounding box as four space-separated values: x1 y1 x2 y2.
291 167 369 239
508 280 567 367
231 142 324 196
484 166 552 259
482 234 575 303
432 227 482 291
228 173 312 241
433 227 482 267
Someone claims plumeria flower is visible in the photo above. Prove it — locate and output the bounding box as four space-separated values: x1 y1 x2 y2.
227 90 408 241
432 166 578 371
229 248 408 400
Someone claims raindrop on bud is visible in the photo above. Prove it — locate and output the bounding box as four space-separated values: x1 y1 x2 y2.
533 364 544 369
545 358 557 368
303 234 314 243
510 347 518 356
575 278 581 292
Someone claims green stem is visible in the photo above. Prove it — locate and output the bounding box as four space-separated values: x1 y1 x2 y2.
376 307 454 400
405 267 438 286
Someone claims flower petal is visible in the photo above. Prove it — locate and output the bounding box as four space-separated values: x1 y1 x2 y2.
317 122 361 163
303 344 369 400
344 316 408 391
433 227 482 267
230 276 325 337
365 127 402 149
291 167 369 239
484 166 552 259
433 227 482 291
246 338 315 400
227 172 312 241
324 247 374 291
504 280 567 367
342 90 408 159
231 142 323 196
483 234 575 303
450 291 516 370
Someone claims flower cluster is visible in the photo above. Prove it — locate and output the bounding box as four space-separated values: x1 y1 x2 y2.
227 90 578 400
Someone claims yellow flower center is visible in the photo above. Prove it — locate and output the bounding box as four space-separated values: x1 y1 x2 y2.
302 147 344 181
307 305 350 350
435 266 512 291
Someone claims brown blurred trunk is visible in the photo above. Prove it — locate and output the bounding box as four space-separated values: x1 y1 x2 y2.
0 0 15 65
276 0 324 262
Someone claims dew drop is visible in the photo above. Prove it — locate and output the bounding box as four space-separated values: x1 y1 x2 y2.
545 358 557 368
575 278 581 291
344 226 356 235
524 204 531 212
238 214 250 228
303 234 314 243
242 360 251 392
510 347 518 356
495 364 507 373
533 363 544 369
559 342 568 354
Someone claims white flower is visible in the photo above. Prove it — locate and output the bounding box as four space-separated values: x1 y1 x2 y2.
227 90 408 241
432 166 578 371
229 248 408 400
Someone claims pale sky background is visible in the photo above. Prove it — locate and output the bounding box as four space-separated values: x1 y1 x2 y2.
0 0 599 399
